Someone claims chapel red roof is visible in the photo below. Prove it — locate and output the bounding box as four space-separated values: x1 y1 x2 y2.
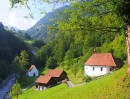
46 70 64 77
28 65 35 71
35 75 52 84
84 53 116 66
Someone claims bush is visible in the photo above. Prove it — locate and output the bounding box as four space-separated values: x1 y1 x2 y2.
84 76 92 82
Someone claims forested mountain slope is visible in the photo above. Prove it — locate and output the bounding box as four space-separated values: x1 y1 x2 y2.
5 26 31 41
36 1 126 70
26 5 69 42
0 22 28 81
0 23 28 62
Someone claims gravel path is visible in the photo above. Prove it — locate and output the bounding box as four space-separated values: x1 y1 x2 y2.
67 80 86 88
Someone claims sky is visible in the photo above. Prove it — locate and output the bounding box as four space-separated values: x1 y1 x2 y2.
0 0 64 30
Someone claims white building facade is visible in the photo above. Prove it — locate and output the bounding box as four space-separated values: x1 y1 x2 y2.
84 53 117 77
84 65 113 77
27 65 39 77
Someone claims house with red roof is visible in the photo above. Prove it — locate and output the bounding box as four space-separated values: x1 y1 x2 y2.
46 69 68 82
84 53 117 77
27 65 39 77
35 69 68 90
35 75 57 90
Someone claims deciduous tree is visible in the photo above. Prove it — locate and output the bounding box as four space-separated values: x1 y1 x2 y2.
71 61 79 78
10 80 22 99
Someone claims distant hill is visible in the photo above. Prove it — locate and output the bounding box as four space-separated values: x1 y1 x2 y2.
26 5 69 42
5 26 31 41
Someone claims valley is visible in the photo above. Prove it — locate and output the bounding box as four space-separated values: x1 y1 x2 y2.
0 0 130 99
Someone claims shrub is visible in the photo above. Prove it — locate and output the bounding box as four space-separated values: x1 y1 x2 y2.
84 76 92 82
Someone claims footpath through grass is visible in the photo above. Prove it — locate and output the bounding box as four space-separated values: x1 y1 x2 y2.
18 65 129 99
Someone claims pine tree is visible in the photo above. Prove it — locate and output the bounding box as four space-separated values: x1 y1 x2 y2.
19 50 29 72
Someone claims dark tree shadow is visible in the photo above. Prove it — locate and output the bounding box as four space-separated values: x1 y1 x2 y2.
114 57 124 68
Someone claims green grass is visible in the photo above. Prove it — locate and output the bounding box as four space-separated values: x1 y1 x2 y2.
17 84 68 99
66 69 85 84
56 65 85 84
17 64 129 99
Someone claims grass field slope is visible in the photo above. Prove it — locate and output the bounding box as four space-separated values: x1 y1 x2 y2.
17 64 130 99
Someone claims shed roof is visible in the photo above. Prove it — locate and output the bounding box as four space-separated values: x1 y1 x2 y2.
35 75 52 84
28 65 35 71
84 53 116 66
46 70 65 77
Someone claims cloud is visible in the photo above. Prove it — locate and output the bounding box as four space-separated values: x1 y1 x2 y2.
8 11 37 30
0 0 54 30
9 12 18 26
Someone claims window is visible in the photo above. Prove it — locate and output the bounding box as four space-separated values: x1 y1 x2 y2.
101 67 103 71
93 67 95 71
110 68 112 71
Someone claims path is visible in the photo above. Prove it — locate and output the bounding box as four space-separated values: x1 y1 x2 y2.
0 74 16 99
66 80 86 88
66 80 74 87
73 82 86 87
22 82 35 92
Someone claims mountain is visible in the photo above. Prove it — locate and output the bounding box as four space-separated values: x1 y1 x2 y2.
26 5 69 42
5 26 31 41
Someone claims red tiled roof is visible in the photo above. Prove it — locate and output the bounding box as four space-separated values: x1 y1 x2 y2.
84 53 116 66
46 70 64 77
28 65 35 71
35 75 52 84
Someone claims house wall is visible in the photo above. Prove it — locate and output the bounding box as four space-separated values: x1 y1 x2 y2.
35 83 46 90
47 78 57 86
35 78 57 90
28 67 39 77
84 65 113 77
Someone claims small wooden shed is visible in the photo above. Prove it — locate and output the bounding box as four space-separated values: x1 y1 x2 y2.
35 75 57 90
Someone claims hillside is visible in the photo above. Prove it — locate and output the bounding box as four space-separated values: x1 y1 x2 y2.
18 64 130 99
26 5 69 42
